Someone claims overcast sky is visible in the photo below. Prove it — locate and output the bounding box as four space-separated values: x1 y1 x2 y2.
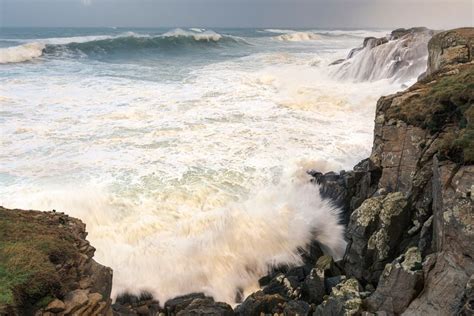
0 0 472 29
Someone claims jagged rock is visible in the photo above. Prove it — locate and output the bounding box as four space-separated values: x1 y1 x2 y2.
309 158 381 224
88 259 113 300
164 293 206 314
403 160 474 314
459 275 474 315
63 289 89 314
315 255 342 278
390 27 431 40
301 269 325 305
263 273 302 300
427 28 474 75
365 247 424 314
314 278 362 316
234 291 287 316
344 192 410 284
283 300 310 316
175 297 234 316
45 299 66 313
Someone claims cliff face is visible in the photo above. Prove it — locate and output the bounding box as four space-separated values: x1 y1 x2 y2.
314 27 473 315
0 207 113 316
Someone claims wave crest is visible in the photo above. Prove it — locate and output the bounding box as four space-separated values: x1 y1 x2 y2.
0 42 45 64
275 32 323 42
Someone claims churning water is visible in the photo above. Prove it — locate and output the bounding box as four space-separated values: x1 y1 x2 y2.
0 27 427 303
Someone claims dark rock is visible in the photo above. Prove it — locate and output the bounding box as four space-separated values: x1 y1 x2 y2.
365 247 424 314
301 269 325 305
176 298 234 316
283 300 311 316
314 278 362 316
234 291 286 316
263 274 302 300
459 275 474 315
164 293 206 315
324 276 345 294
344 192 411 284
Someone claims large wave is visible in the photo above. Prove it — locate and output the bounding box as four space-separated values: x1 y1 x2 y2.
0 29 247 64
0 42 46 64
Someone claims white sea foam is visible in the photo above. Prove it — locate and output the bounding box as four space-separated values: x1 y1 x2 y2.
275 32 323 42
1 163 345 303
332 31 431 82
162 28 223 41
0 42 45 64
0 29 423 304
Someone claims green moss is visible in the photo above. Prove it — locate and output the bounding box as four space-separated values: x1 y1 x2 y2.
0 208 77 307
386 66 474 164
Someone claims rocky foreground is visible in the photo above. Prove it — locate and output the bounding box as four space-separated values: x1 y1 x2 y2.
1 27 473 315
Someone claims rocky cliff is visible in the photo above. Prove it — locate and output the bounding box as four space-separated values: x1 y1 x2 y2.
0 207 113 316
231 27 473 315
1 27 472 316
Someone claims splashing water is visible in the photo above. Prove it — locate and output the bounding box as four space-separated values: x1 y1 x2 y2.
0 27 423 303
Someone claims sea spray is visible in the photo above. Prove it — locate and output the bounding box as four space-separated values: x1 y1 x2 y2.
0 42 45 64
0 161 345 304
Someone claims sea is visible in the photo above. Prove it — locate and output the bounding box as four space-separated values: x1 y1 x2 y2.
0 27 427 303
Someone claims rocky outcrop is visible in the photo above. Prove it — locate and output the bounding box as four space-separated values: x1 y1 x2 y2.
427 27 474 75
314 27 473 315
0 207 113 316
331 27 435 82
238 27 472 316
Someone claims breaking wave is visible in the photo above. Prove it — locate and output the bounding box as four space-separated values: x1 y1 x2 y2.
0 42 46 64
275 32 323 42
331 31 432 82
0 29 247 64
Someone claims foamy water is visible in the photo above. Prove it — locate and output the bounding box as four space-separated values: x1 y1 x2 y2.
0 27 424 303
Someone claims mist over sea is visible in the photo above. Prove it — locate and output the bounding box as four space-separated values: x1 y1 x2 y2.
0 27 426 302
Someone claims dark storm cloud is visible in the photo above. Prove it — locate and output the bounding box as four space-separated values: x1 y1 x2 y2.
0 0 472 28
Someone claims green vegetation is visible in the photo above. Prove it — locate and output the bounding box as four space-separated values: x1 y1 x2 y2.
386 66 474 163
0 208 76 307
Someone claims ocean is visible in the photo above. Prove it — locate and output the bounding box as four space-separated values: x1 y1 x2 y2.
0 27 426 303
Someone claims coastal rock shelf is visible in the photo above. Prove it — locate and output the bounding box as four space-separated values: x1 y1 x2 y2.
1 27 473 315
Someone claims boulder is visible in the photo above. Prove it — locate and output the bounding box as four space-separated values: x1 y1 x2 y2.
344 192 410 284
234 291 287 316
365 247 424 314
427 28 474 75
314 278 362 316
175 298 234 316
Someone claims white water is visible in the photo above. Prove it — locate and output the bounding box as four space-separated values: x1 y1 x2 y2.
0 42 45 64
332 31 432 82
0 28 423 304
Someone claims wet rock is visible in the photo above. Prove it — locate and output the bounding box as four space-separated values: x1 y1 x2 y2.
314 278 362 316
344 192 410 284
315 255 341 278
309 158 381 224
263 273 302 300
283 300 310 316
234 291 287 316
300 269 325 305
365 247 424 314
164 293 206 315
175 297 234 316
